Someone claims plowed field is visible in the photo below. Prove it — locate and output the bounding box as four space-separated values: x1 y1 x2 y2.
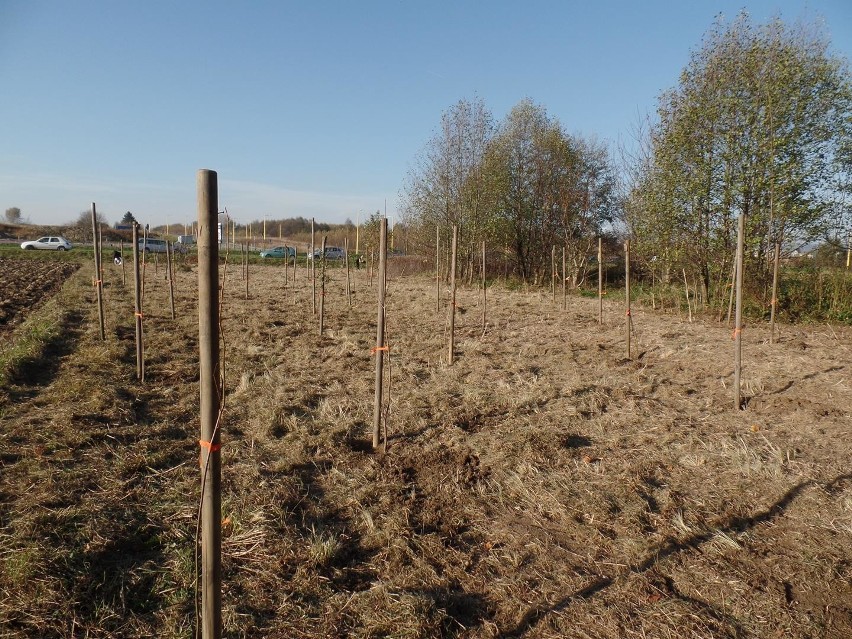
0 257 80 337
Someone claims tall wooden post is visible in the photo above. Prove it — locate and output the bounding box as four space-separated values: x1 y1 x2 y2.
769 237 781 344
436 225 441 313
167 240 176 320
598 237 603 325
311 218 316 316
481 240 486 331
551 245 556 301
141 225 148 303
345 238 352 307
132 224 144 382
372 218 388 450
734 212 745 410
197 169 222 639
319 236 327 335
120 240 126 286
561 246 567 311
244 243 249 300
625 239 631 360
448 225 458 365
283 245 289 283
90 203 105 341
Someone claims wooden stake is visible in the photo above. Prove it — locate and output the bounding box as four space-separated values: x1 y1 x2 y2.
372 218 388 450
436 225 440 313
598 237 603 325
448 225 458 365
734 212 745 411
727 246 737 326
345 237 352 307
167 240 176 320
196 169 222 639
551 245 556 300
683 268 692 322
481 240 486 332
90 203 105 341
141 225 148 303
561 246 567 311
311 218 316 316
319 236 327 335
770 237 781 344
625 239 631 360
244 243 249 300
132 223 144 382
120 240 126 286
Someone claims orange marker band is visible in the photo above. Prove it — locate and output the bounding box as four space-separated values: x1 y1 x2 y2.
199 440 221 453
370 345 389 354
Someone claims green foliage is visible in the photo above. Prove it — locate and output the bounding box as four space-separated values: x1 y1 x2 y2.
627 13 852 312
402 97 617 284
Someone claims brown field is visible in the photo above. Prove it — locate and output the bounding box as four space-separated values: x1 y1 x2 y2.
0 257 80 338
0 253 850 638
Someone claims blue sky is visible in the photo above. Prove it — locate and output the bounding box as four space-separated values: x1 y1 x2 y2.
1 0 850 229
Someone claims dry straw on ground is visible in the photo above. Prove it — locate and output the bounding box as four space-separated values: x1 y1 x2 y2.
0 255 849 638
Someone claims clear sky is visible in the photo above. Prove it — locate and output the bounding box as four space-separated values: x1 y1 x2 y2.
1 0 850 229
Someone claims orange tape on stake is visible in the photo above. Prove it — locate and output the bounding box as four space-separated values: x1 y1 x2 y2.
92 279 102 286
370 345 389 355
199 440 221 453
625 309 631 317
732 327 742 339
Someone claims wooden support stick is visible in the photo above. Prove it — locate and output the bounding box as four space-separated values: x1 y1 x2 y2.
132 223 144 382
345 237 352 307
562 246 567 311
90 203 105 340
319 236 327 335
481 240 486 332
770 237 781 344
372 218 388 450
625 239 631 360
167 240 176 320
683 268 692 322
598 237 603 325
448 225 458 365
734 212 745 410
311 218 316 316
197 169 222 639
436 225 440 313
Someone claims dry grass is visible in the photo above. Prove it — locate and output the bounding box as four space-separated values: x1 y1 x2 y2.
0 254 849 638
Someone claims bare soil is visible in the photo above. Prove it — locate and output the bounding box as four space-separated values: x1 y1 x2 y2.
0 254 849 638
0 257 79 337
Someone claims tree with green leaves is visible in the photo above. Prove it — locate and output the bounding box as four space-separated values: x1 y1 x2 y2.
401 97 494 278
627 13 851 307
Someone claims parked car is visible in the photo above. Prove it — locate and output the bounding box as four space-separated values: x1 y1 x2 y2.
138 238 168 253
259 246 296 258
20 236 73 251
307 246 346 260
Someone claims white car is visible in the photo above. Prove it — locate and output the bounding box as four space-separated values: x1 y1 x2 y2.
21 236 73 251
